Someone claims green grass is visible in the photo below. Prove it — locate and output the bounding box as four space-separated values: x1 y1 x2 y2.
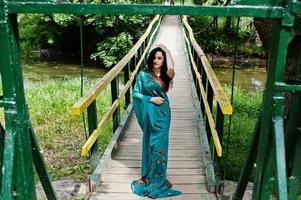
1 78 262 183
220 85 263 181
1 78 126 180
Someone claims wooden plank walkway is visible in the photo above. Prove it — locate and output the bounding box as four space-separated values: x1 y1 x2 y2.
90 16 216 200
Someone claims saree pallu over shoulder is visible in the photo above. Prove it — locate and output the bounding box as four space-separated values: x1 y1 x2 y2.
131 70 182 199
132 71 170 132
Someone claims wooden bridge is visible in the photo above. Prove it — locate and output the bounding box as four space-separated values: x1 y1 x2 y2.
1 1 301 200
90 15 216 199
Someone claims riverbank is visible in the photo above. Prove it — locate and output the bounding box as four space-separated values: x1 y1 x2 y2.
21 59 267 92
210 55 266 69
0 77 263 185
28 80 263 199
7 79 125 180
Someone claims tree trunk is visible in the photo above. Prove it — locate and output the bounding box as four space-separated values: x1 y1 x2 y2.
254 19 301 82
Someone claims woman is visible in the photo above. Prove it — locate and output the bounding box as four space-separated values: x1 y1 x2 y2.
130 44 182 198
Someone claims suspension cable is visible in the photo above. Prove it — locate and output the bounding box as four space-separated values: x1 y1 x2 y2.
221 16 240 196
79 15 88 142
210 17 218 66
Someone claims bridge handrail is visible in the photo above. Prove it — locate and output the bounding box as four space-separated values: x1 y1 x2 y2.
182 16 233 115
70 15 162 157
70 15 160 116
182 24 222 157
187 39 222 156
182 15 233 158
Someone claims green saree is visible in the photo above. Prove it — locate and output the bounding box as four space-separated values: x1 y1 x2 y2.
130 70 182 198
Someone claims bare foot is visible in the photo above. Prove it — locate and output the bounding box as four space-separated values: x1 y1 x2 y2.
135 178 145 185
167 179 173 188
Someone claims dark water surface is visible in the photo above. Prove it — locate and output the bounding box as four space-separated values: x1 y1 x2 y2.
214 67 267 91
22 62 267 91
22 62 109 88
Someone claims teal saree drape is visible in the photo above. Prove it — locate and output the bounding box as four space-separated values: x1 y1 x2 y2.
130 70 182 199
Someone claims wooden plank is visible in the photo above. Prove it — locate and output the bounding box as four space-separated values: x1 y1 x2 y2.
90 193 216 200
120 134 199 139
116 144 201 150
117 141 201 146
124 132 200 136
125 126 199 130
113 149 201 155
122 134 200 139
90 104 133 189
125 126 199 131
102 174 207 184
129 116 200 120
125 124 198 128
109 160 203 168
111 155 202 161
119 138 201 143
124 130 199 134
161 116 200 119
127 120 199 124
126 119 199 123
118 141 194 146
112 151 202 157
95 183 208 193
104 167 205 175
125 129 199 132
126 121 199 125
122 131 198 135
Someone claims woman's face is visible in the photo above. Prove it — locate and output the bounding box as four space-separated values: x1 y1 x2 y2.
153 51 164 70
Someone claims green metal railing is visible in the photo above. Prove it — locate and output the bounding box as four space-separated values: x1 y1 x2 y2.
0 13 56 200
1 0 301 199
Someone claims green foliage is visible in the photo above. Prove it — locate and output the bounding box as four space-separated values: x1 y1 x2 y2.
88 14 151 67
18 14 62 58
90 32 133 67
221 86 262 181
18 11 151 68
53 14 77 27
188 16 263 56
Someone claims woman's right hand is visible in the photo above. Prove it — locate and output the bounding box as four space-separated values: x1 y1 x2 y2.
150 97 164 105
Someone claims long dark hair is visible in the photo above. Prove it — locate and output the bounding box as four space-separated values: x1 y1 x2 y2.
143 47 172 91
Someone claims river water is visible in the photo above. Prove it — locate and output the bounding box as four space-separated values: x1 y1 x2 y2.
22 62 267 91
214 67 267 91
22 62 109 88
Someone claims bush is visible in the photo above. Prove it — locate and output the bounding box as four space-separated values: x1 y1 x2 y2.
188 16 263 56
0 78 125 180
221 86 262 181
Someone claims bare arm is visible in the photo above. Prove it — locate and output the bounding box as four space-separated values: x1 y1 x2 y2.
158 44 175 79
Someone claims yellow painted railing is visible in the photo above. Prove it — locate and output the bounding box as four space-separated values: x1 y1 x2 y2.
70 15 162 157
183 16 233 115
182 16 233 157
70 15 161 116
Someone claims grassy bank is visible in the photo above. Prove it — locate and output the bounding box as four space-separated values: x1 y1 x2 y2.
2 78 126 180
221 86 263 181
1 79 262 182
